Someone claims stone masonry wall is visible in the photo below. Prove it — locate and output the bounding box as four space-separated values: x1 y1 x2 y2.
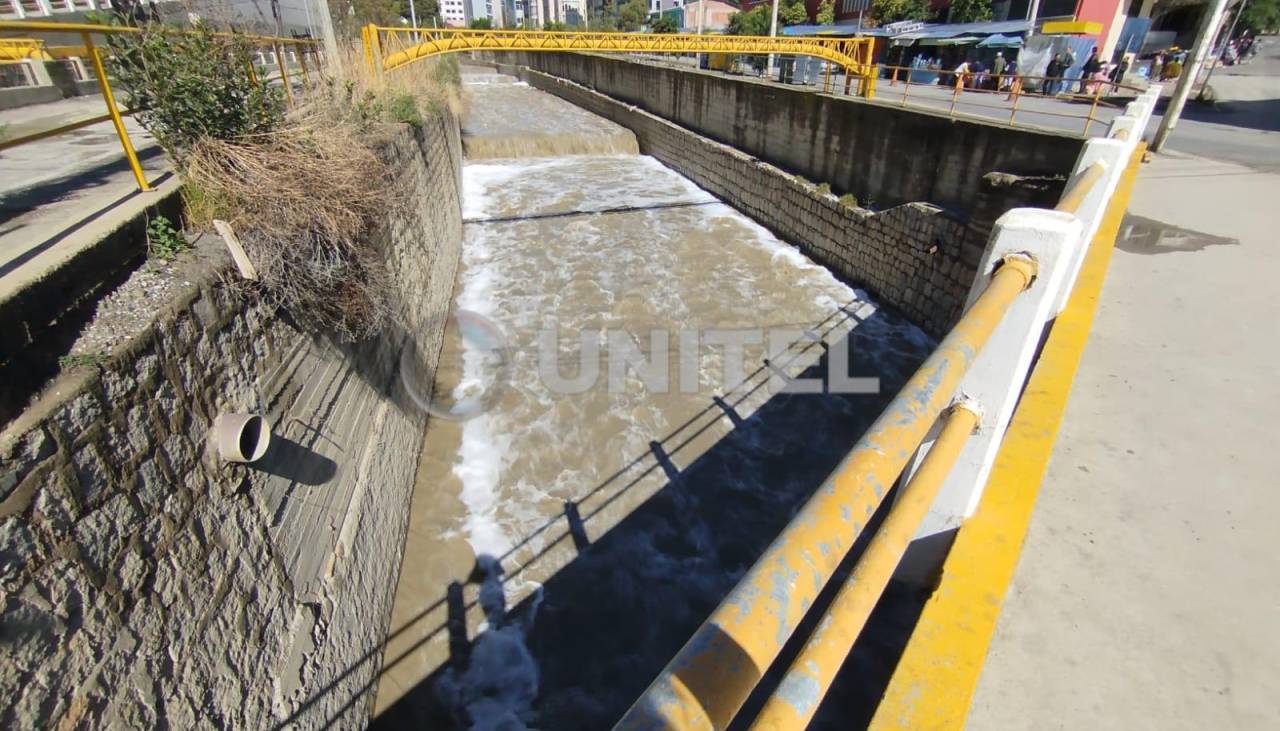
506 53 1083 216
0 115 463 730
506 64 974 335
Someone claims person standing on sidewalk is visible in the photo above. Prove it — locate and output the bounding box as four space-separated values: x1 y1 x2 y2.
1045 54 1064 96
1080 47 1102 94
993 52 1007 90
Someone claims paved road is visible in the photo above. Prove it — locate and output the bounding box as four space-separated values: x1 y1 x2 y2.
968 39 1280 731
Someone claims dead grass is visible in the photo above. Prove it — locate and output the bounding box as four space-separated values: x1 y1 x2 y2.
186 123 394 342
177 46 461 342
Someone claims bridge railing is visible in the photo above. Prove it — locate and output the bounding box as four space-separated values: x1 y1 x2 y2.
362 26 879 98
613 82 1162 731
0 20 321 192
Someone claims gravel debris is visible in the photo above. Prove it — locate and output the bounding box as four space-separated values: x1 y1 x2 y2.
68 233 229 358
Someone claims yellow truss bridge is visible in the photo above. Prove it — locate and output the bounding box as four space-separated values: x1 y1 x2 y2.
363 27 878 97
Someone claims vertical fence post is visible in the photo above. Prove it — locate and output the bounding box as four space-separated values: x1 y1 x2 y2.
1048 137 1127 314
949 73 962 117
901 208 1085 566
297 44 312 91
1008 77 1021 126
274 42 294 108
81 32 150 193
1083 82 1103 135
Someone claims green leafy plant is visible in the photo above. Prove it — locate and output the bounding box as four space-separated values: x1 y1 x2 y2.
816 182 832 196
816 0 835 25
619 0 649 30
839 193 859 207
947 0 992 23
544 20 568 31
147 214 190 261
650 14 678 33
873 0 934 24
96 20 282 161
58 353 110 370
469 17 494 29
389 92 424 125
780 0 810 25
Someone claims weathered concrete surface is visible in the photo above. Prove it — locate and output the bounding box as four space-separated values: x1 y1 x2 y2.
0 118 463 730
505 52 1085 215
967 151 1280 728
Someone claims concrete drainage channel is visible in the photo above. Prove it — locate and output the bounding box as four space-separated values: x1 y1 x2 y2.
1 54 1089 730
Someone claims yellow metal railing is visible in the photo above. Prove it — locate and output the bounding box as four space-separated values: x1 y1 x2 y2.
615 255 1039 731
362 26 879 98
0 20 321 192
879 63 1143 136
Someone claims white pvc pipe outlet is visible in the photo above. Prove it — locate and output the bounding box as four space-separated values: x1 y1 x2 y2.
212 413 272 463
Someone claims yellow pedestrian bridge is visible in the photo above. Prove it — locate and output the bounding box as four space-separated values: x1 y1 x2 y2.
362 27 879 97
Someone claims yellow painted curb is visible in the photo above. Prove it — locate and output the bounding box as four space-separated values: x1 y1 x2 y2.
867 144 1147 731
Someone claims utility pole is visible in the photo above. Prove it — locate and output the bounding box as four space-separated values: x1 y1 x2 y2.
1025 0 1042 40
1199 0 1248 101
1152 0 1231 152
313 0 340 69
768 0 779 79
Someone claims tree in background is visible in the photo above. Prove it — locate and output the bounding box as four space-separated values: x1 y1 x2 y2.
779 0 810 25
872 0 933 24
946 0 992 23
469 17 494 29
727 5 772 35
1241 0 1280 33
619 0 649 30
651 13 679 33
543 20 568 30
816 0 835 24
596 0 620 30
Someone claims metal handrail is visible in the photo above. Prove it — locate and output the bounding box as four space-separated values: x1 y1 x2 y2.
615 255 1038 731
0 20 322 192
877 63 1141 135
748 402 982 730
1055 161 1106 213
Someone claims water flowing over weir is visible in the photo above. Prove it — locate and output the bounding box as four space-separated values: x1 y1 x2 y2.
373 69 937 730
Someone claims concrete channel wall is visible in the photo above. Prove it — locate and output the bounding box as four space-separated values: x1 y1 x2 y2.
0 117 463 729
504 63 987 335
506 53 1085 216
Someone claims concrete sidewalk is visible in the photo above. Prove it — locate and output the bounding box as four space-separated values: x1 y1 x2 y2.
966 152 1280 728
0 96 171 300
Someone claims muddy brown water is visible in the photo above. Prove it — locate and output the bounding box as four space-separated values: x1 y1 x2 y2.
373 69 936 730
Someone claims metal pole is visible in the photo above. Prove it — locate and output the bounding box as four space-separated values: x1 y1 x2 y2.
767 0 779 79
274 42 294 108
1025 0 1042 40
81 32 150 192
1198 0 1248 101
1083 81 1102 135
748 404 981 731
1152 0 1231 152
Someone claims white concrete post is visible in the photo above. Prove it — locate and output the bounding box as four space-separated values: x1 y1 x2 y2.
25 58 54 87
9 0 27 19
1050 136 1128 315
910 208 1086 541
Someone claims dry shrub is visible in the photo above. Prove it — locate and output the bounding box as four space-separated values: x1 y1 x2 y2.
187 123 394 342
308 47 464 128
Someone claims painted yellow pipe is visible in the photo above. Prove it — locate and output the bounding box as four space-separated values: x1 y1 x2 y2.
748 403 982 731
614 256 1037 731
1055 161 1105 213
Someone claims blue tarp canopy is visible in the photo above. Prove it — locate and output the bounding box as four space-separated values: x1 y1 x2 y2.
978 33 1024 48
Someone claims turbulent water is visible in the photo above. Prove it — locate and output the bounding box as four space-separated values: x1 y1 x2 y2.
374 69 936 731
